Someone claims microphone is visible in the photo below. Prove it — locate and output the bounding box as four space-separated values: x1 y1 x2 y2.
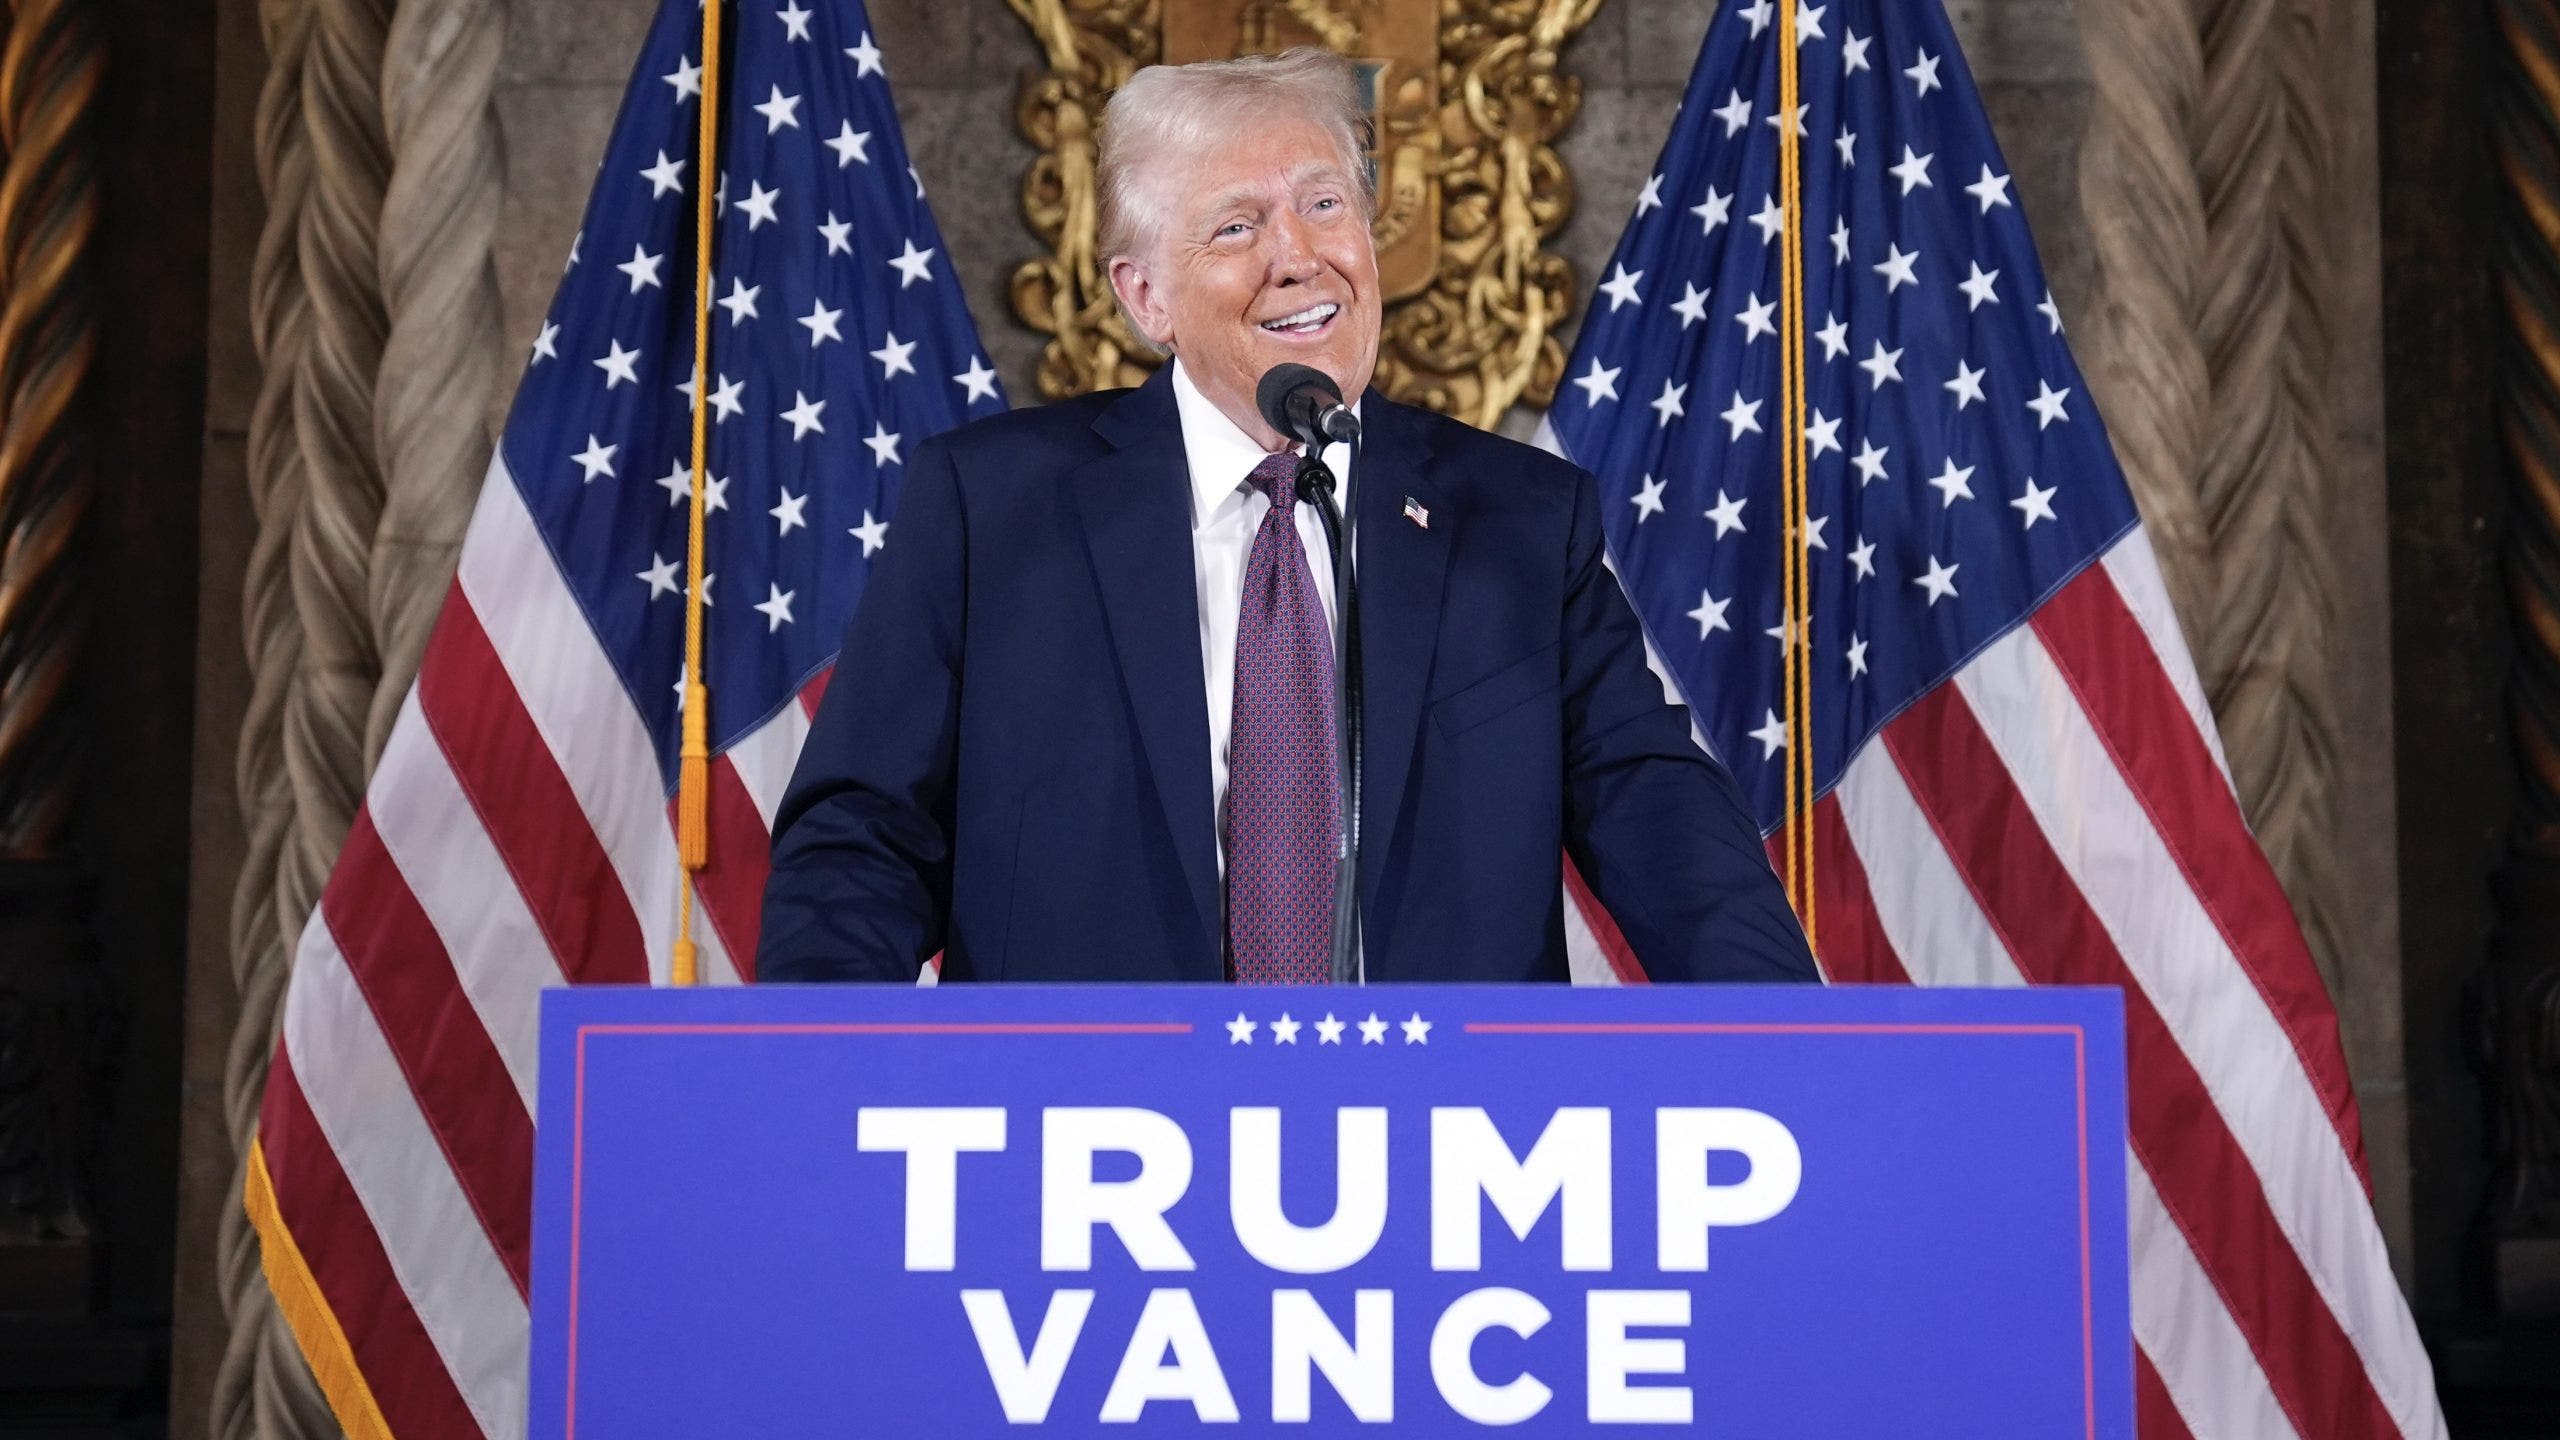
1256 363 1360 448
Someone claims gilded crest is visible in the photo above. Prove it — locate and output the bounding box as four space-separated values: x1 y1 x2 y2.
1004 0 1604 428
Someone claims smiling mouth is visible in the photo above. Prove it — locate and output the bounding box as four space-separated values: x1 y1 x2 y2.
1259 301 1340 336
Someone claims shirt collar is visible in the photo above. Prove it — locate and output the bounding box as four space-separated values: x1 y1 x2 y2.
1170 358 1362 524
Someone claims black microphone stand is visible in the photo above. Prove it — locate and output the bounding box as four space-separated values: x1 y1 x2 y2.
1295 441 1362 985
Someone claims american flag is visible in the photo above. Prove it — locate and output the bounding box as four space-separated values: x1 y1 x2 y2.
1539 1 2447 1437
242 1 1000 1434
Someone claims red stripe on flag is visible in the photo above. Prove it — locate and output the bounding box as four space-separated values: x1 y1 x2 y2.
799 664 832 718
1563 852 1647 982
320 812 534 1293
2136 1347 2199 1440
1883 686 2399 1440
1807 795 1910 984
2032 567 2367 1180
261 1052 486 1440
679 753 773 979
417 587 650 985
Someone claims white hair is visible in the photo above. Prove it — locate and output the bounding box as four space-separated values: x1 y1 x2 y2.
1097 47 1374 264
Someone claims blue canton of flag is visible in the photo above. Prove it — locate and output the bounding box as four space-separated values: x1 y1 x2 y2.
1542 0 2128 829
506 0 1004 779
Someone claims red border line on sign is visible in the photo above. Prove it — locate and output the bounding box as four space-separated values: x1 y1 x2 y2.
564 1019 1191 1439
1466 1019 2098 1438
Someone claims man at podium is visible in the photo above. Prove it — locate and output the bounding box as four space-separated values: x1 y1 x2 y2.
756 49 1812 988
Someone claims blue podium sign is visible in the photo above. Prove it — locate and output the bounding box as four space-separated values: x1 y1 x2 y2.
529 984 2130 1438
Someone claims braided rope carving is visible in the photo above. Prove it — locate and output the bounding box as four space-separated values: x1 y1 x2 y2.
2079 0 2349 989
0 0 100 859
371 0 503 758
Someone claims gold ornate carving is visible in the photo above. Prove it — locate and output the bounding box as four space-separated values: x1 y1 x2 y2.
1006 0 1602 429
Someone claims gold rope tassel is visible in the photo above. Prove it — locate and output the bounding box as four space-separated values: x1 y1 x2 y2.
1775 0 1817 951
672 0 725 986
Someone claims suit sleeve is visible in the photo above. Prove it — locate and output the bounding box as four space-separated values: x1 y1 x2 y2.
755 437 967 982
1555 466 1818 983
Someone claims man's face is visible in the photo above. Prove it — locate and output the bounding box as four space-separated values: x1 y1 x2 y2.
1109 114 1383 449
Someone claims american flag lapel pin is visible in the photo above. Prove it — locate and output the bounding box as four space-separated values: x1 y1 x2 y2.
1403 495 1430 530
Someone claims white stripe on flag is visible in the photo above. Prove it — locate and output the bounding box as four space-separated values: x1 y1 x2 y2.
2099 534 2230 781
282 923 528 1440
1955 622 2440 1436
2127 1154 2297 1440
364 687 551 1106
1562 883 1622 985
726 695 811 829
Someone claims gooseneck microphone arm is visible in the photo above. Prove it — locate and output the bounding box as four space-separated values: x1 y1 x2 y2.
1258 364 1363 985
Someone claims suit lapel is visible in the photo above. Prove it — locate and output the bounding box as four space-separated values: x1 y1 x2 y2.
1067 372 1223 964
1351 398 1449 926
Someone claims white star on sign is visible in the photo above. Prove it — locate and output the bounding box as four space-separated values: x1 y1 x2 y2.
1859 340 1902 390
845 30 884 76
1844 28 1871 72
616 244 664 293
1914 555 1961 605
889 238 936 288
530 321 558 363
1635 174 1662 215
1928 456 1977 507
573 433 617 481
1358 1013 1389 1045
640 149 685 198
819 211 853 255
1649 379 1687 427
864 421 903 467
753 85 802 134
1714 89 1752 136
954 356 1001 403
754 583 796 632
1874 243 1919 292
1967 165 2014 212
637 552 680 599
1795 3 1827 42
826 121 873 168
1750 193 1788 245
1806 409 1842 458
2027 380 2072 429
1401 1014 1433 1045
718 276 761 325
1671 282 1712 329
1271 1013 1302 1045
1631 473 1667 522
735 179 781 230
1315 1013 1346 1044
1959 262 2000 312
1599 263 1643 311
1944 359 1987 409
1227 1013 1257 1044
1751 708 1789 757
1688 587 1732 637
1690 185 1733 236
1816 311 1849 359
800 297 844 346
1906 48 1942 96
777 0 813 39
1571 357 1620 406
1847 634 1869 677
851 509 889 557
1851 438 1889 486
1736 291 1778 341
594 338 641 388
1705 487 1749 537
1890 146 1934 195
664 55 702 102
870 331 918 379
770 488 809 536
1848 535 1877 579
1720 393 1763 441
781 390 827 440
2013 477 2058 529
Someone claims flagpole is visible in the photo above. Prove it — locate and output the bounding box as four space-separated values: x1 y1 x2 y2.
673 0 726 986
1775 0 1816 950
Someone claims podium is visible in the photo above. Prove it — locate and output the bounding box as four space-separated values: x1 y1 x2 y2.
529 983 2131 1437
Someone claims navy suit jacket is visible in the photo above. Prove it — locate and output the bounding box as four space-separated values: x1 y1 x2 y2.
756 369 1814 984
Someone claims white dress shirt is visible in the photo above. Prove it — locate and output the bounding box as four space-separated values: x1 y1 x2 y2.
1171 359 1356 874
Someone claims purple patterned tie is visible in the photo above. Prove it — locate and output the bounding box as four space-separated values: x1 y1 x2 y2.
1226 450 1340 984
